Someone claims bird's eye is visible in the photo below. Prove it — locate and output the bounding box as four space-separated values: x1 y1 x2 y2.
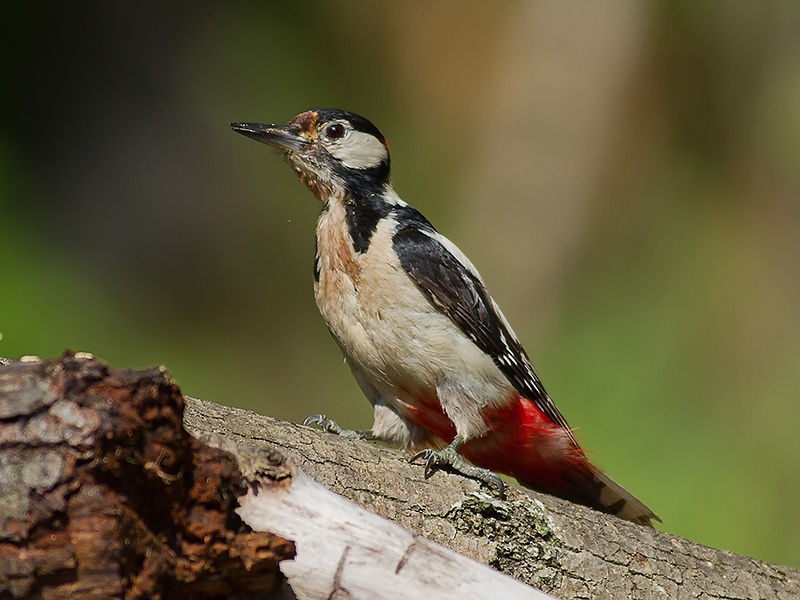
325 123 345 139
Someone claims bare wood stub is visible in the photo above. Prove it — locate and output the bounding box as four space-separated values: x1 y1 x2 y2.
198 437 553 600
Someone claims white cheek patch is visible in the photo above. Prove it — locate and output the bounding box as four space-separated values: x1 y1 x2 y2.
328 130 389 169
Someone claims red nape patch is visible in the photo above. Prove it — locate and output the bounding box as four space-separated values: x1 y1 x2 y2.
460 393 587 493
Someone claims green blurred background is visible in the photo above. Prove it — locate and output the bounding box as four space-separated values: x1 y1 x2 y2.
1 1 798 568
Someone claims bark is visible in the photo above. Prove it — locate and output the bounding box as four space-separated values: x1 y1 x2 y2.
1 353 798 600
0 353 292 600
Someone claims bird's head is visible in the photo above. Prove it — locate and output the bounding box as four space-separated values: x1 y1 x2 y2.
231 109 391 202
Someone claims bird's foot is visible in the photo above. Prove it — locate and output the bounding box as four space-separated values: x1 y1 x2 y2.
303 414 375 441
410 440 505 499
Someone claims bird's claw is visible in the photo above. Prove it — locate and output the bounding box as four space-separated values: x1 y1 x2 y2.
409 448 438 478
409 446 505 499
303 415 374 441
303 414 351 435
303 414 337 432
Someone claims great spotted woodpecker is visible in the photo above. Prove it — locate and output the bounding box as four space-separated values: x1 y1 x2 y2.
231 109 659 526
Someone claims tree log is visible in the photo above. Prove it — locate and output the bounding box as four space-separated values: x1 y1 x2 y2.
183 398 800 600
1 353 798 600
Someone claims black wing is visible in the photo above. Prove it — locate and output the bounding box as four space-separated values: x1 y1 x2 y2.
392 219 574 436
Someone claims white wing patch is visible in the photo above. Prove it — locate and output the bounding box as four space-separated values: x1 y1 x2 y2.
326 129 389 170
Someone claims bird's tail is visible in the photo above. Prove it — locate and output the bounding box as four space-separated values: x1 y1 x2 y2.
536 460 661 527
585 463 660 526
520 461 660 527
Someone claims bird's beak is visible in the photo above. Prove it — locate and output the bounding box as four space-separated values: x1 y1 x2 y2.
230 123 309 152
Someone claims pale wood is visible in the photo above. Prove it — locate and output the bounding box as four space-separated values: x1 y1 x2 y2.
208 437 552 600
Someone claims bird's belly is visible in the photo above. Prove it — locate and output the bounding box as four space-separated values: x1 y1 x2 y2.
313 206 514 442
314 224 512 439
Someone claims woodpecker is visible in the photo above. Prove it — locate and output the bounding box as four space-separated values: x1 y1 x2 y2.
231 109 659 526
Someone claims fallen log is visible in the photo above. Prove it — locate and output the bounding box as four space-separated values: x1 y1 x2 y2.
1 353 797 599
184 397 800 600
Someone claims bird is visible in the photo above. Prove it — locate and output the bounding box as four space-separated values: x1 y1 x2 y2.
231 109 659 526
